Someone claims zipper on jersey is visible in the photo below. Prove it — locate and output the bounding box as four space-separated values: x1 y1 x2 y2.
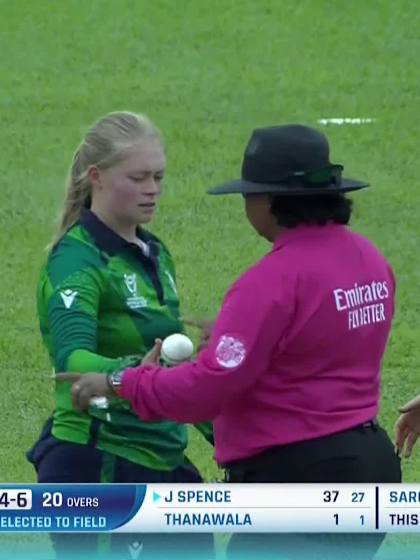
131 243 165 306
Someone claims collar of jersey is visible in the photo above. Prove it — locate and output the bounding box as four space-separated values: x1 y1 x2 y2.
80 208 156 257
272 223 346 252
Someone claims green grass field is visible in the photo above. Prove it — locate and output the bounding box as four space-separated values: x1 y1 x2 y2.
1 0 419 557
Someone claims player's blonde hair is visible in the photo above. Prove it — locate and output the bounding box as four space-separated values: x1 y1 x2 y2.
51 111 163 246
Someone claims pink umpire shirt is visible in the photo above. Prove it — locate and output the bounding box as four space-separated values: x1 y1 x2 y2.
120 224 395 464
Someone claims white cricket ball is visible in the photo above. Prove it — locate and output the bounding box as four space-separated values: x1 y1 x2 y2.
161 333 194 366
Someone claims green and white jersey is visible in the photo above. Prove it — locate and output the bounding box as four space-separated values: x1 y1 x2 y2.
37 209 213 470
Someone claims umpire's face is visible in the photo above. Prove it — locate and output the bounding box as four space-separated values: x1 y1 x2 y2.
244 194 280 242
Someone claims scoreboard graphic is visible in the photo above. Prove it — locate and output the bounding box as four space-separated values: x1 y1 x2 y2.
0 484 419 533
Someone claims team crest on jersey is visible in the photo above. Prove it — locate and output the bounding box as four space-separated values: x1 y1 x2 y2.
215 335 246 369
124 274 148 309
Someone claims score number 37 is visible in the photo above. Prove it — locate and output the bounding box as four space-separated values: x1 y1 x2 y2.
323 490 366 526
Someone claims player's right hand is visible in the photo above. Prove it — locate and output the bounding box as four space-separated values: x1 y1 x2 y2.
141 339 162 365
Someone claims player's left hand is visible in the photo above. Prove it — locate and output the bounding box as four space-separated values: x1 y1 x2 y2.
56 373 112 412
182 318 214 352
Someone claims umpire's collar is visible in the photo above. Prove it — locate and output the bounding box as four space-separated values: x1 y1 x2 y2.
80 208 156 257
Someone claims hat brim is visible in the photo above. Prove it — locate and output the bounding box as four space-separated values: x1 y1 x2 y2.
207 178 369 196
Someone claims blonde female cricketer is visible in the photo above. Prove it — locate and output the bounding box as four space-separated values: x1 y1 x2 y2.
28 111 214 560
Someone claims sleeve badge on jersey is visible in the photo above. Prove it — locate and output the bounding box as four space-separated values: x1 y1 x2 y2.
215 335 246 369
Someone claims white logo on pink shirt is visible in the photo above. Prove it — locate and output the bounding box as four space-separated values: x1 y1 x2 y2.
215 336 246 369
333 280 390 331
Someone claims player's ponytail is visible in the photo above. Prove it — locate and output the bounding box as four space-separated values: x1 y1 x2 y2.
50 111 162 248
51 147 91 246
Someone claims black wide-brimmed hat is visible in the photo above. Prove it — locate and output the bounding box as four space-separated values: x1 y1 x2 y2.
208 125 369 196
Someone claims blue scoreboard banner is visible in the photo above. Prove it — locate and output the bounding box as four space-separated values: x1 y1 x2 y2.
0 484 419 533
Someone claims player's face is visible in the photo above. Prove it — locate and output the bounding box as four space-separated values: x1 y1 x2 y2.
244 194 278 241
91 139 166 225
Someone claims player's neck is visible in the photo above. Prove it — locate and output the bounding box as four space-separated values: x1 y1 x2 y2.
89 207 138 244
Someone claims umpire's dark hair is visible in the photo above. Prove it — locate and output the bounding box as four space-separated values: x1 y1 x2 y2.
270 193 353 228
